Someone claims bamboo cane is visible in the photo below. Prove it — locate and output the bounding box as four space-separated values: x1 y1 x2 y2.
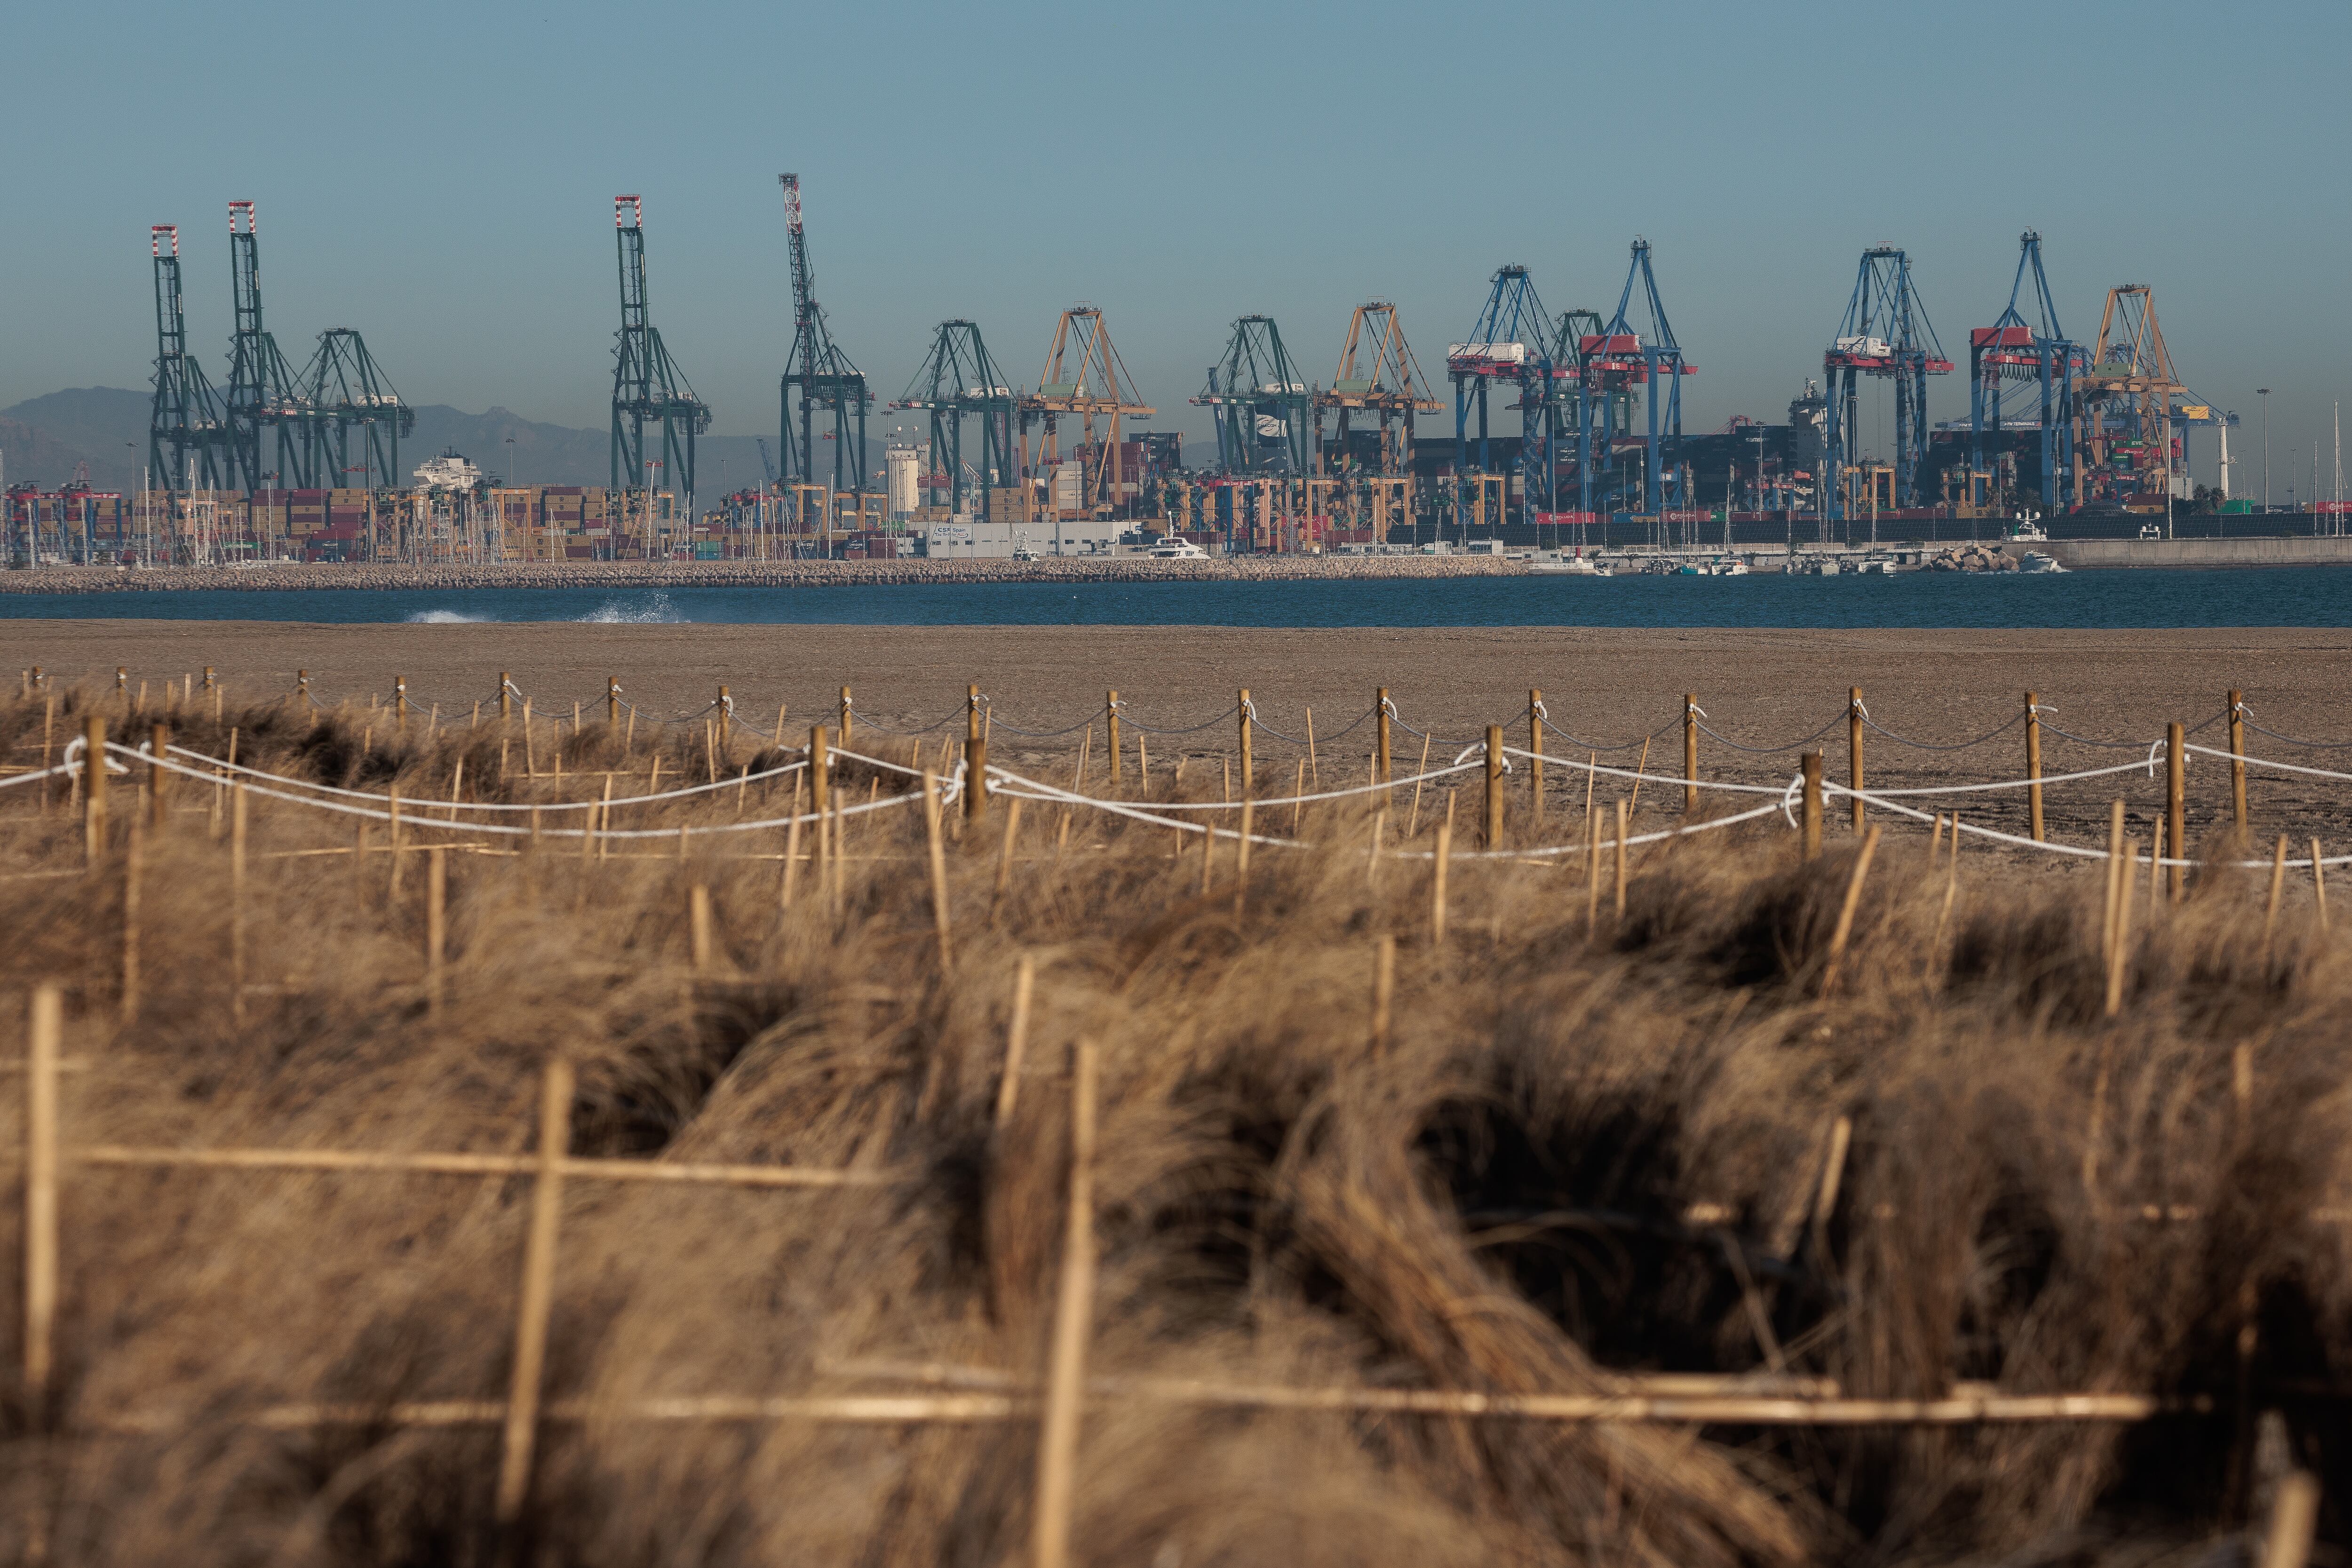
494 1059 574 1535
1030 1037 1100 1568
1817 824 1883 998
995 954 1037 1126
24 985 60 1408
924 773 953 965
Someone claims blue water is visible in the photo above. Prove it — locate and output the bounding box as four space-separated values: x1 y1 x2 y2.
0 570 2346 628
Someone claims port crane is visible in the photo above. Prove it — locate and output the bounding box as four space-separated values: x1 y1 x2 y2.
300 328 413 493
1449 266 1558 532
146 225 229 492
222 202 313 492
1822 245 1951 521
1968 231 2081 516
1311 301 1439 478
1193 316 1310 475
777 173 871 528
607 195 711 505
1017 306 1153 518
1575 240 1694 519
892 321 1016 520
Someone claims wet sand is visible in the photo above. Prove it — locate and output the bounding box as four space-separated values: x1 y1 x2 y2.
7 620 2351 850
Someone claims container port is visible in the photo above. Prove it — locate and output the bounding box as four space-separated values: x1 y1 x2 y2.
6 193 2342 568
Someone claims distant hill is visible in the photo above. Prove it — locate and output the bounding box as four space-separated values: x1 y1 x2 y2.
0 387 777 496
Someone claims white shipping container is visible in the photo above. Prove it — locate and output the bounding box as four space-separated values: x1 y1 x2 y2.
1447 342 1527 364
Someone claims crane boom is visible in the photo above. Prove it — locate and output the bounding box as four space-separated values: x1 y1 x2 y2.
780 174 820 385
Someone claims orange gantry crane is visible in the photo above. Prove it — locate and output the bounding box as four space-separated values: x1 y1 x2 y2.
1017 306 1154 518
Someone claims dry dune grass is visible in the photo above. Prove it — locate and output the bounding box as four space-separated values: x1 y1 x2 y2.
0 684 2347 1568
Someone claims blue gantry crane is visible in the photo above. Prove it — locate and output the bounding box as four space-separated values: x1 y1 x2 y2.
1574 239 1693 517
608 194 711 501
1448 265 1557 532
146 224 229 492
892 321 1017 519
1192 315 1311 475
777 173 871 516
1822 245 1951 520
221 201 314 491
1968 230 2080 514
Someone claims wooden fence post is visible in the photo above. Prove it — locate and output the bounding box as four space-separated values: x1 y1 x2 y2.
427 847 449 1008
808 725 830 816
150 722 170 832
24 984 61 1412
1106 690 1121 784
83 713 108 866
2166 721 2186 902
1818 824 1884 998
995 954 1035 1126
688 883 713 973
1233 799 1255 919
1801 753 1823 861
923 773 954 966
394 676 408 732
1527 687 1543 821
838 685 853 745
1483 725 1503 848
494 1058 574 1537
1613 797 1629 920
1370 934 1396 1053
717 686 731 752
966 687 989 825
1683 692 1699 814
2025 691 2044 842
1431 812 1451 946
499 672 512 724
2313 839 2329 933
1237 688 1254 795
231 785 249 1024
2228 690 2248 834
607 676 620 728
1031 1036 1100 1568
1847 687 1865 833
1376 687 1392 786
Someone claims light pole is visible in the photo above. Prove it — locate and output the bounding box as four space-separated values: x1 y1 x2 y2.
505 436 516 487
2258 388 2271 512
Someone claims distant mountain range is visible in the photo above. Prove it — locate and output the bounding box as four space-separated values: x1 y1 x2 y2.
0 387 779 496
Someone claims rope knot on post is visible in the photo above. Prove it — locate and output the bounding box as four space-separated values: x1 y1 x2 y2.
1686 700 1708 719
1381 696 1400 719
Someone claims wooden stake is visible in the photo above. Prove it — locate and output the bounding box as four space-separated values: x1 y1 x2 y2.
1683 692 1699 814
1801 753 1823 860
394 674 406 732
2025 691 2044 842
689 883 713 973
2147 816 2165 925
1483 724 1503 847
1290 757 1307 833
1370 934 1395 1052
522 700 535 776
231 785 249 1024
965 733 989 824
83 713 107 866
2106 836 2137 1019
1527 687 1544 821
120 818 143 1022
1582 750 1596 858
1232 798 1254 919
779 771 806 909
388 786 405 897
2259 1470 2320 1568
995 954 1036 1126
837 685 851 744
499 671 511 724
1585 812 1603 937
1847 686 1865 832
1817 824 1883 998
2262 835 2288 953
2166 720 2186 902
24 985 60 1409
2227 689 2248 833
1613 796 1629 920
427 847 449 1009
1136 733 1148 789
1106 690 1122 784
1030 1037 1099 1568
494 1058 573 1534
608 677 620 728
2102 800 2126 965
808 725 830 816
1406 732 1432 838
1431 810 1451 947
1305 706 1318 788
1934 812 1963 951
2312 838 2329 933
148 722 170 832
1237 687 1254 795
1375 686 1392 785
923 772 953 966
1073 726 1090 791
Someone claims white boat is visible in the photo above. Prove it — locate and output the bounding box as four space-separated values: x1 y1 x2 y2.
2018 550 2068 573
1853 558 1897 575
1146 538 1209 560
1529 553 1599 574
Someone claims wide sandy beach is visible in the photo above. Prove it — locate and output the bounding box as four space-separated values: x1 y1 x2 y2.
7 621 2349 850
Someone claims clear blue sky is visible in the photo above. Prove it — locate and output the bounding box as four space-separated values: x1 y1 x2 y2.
8 0 2347 495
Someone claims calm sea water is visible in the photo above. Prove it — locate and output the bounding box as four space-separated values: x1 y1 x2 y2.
0 569 2345 629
